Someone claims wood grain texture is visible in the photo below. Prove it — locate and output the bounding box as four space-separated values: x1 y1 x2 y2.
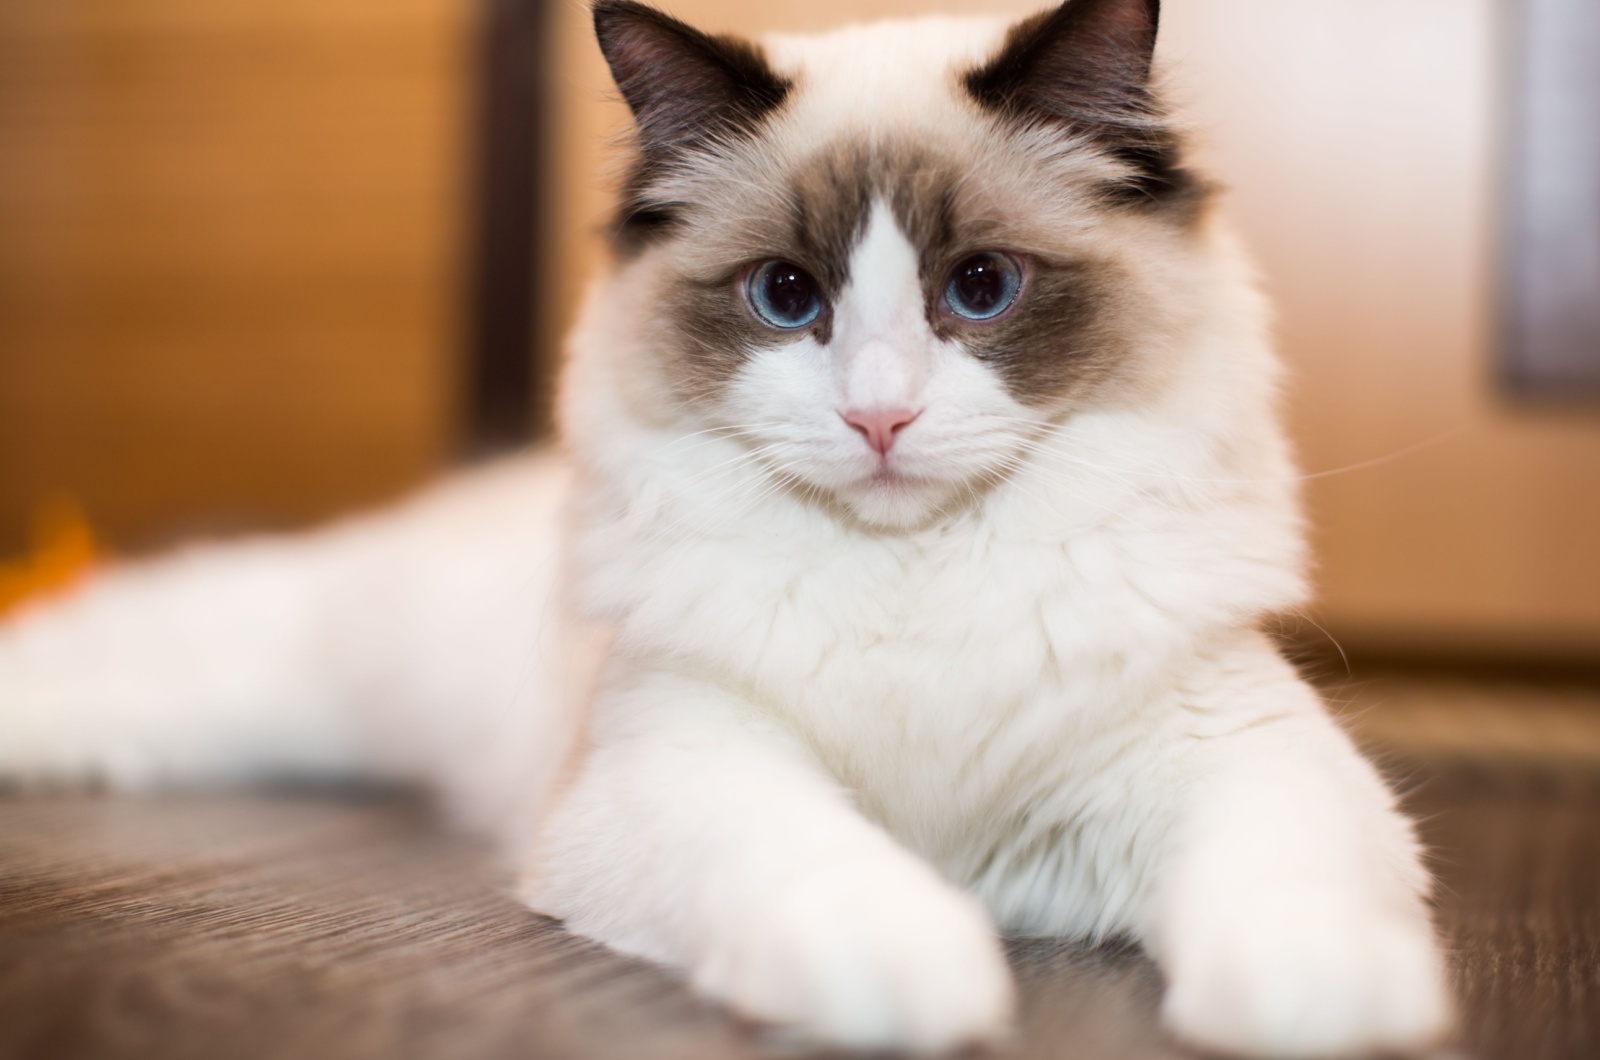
4 682 1600 1060
0 794 760 1060
1419 765 1600 1060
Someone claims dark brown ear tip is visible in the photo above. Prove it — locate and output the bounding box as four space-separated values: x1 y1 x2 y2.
1050 0 1159 13
1053 0 1161 36
592 0 651 17
592 0 657 38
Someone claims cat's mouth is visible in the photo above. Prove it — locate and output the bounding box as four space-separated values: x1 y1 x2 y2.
830 463 962 530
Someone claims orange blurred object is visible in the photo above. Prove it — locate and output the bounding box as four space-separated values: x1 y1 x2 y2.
0 499 102 618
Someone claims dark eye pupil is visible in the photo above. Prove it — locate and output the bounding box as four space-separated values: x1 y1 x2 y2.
944 252 1021 321
766 267 815 319
749 260 823 329
957 258 1005 312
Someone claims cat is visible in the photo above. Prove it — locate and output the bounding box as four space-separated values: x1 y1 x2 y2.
0 0 1453 1055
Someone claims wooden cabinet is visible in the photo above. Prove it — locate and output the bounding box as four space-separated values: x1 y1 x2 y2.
0 0 473 554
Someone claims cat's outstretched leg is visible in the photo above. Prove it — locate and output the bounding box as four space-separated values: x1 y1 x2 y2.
522 670 1015 1052
1148 644 1452 1058
0 537 362 789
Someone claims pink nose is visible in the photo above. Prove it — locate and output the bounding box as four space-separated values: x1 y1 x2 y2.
842 406 920 456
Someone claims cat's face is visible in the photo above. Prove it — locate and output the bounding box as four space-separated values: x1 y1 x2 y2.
593 0 1206 529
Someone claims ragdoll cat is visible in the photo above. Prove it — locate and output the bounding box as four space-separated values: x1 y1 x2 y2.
0 0 1452 1054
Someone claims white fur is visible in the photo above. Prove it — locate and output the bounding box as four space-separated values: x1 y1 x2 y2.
0 12 1450 1057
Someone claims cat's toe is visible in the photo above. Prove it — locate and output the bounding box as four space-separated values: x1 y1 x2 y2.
1162 906 1451 1058
695 863 1015 1053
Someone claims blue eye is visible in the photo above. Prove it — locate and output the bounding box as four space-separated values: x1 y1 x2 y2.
748 260 823 329
943 252 1023 321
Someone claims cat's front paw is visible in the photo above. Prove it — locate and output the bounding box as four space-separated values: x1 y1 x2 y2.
695 861 1015 1052
1162 902 1451 1058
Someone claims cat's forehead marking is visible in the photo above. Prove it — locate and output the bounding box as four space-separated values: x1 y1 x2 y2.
836 201 926 340
780 142 961 295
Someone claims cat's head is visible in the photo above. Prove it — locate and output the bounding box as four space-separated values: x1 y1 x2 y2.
586 0 1219 530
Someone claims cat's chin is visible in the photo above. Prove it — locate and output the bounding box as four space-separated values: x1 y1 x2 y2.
834 475 960 532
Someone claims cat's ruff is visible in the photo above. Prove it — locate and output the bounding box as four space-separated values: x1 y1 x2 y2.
0 1 1451 1055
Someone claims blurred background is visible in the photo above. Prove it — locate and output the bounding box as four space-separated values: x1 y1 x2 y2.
2 0 1597 671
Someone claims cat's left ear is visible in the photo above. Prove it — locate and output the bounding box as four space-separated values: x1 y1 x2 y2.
593 1 790 157
966 0 1192 204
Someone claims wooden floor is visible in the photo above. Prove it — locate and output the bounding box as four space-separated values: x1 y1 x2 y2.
3 680 1600 1059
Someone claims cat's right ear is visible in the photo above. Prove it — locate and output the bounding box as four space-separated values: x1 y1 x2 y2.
966 0 1195 207
592 1 790 156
